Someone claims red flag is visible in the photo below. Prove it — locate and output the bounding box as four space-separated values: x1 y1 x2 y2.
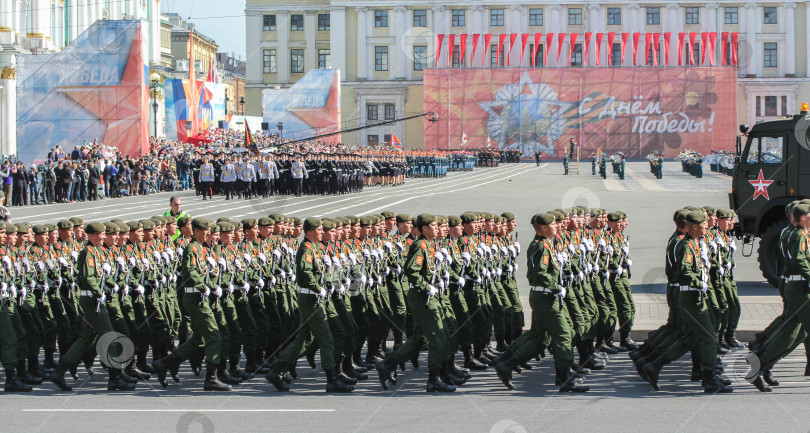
520 33 529 66
677 33 685 66
568 33 578 66
471 34 479 64
632 32 640 65
557 33 566 63
664 32 671 66
731 32 738 65
506 33 517 66
459 34 467 67
245 122 259 156
707 32 716 66
435 34 445 67
595 32 603 66
496 34 506 67
644 33 652 65
533 33 542 66
700 32 708 65
721 32 729 65
545 33 554 64
447 34 456 67
583 32 592 66
653 33 660 66
688 32 697 65
607 32 615 65
482 34 492 66
620 33 628 65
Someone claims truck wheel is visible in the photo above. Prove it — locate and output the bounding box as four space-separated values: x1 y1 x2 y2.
758 220 788 288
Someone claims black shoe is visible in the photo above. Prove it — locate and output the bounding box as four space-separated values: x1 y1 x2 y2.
751 375 772 392
152 353 179 388
558 367 589 393
452 364 471 379
107 377 136 391
426 369 455 393
325 368 354 393
620 338 639 351
47 362 72 391
494 355 517 390
580 358 606 370
763 369 780 386
126 365 150 381
265 360 290 392
136 362 156 374
374 356 398 391
203 365 233 391
337 372 358 386
464 358 488 371
218 369 243 385
641 356 669 391
702 370 733 393
599 344 619 354
4 367 32 392
118 371 138 383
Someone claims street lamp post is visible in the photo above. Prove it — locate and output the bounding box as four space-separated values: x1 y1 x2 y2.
224 91 230 117
239 96 245 115
150 78 160 137
277 122 284 140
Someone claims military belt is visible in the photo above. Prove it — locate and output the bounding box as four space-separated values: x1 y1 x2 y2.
530 286 554 294
79 290 96 297
183 287 200 294
300 288 319 295
786 275 805 282
678 286 702 292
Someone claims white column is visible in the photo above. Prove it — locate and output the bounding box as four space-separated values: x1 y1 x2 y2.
625 4 640 65
431 5 445 68
587 4 602 65
549 5 563 67
276 11 290 83
355 7 367 80
744 2 757 76
1 68 16 157
806 1 810 77
507 4 521 66
152 1 160 64
391 6 405 79
13 0 22 38
0 0 14 44
304 10 316 72
470 5 485 66
783 2 796 76
329 6 346 80
245 11 262 84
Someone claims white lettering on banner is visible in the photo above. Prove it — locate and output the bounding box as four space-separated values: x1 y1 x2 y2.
78 66 119 85
632 112 715 134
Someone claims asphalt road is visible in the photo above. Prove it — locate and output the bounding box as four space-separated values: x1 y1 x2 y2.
7 161 810 433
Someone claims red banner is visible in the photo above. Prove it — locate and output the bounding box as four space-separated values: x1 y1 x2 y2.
607 32 615 65
653 33 660 66
520 33 529 66
447 34 456 67
632 32 641 65
497 34 506 66
507 33 517 66
689 32 697 65
472 34 480 64
700 32 708 65
621 33 628 65
707 32 716 66
435 34 444 68
459 34 467 67
423 68 737 158
664 32 671 65
721 32 728 66
595 32 603 66
533 33 542 66
557 33 566 63
731 32 738 65
569 33 578 66
545 33 554 64
644 33 652 65
584 32 592 66
483 34 492 66
678 33 685 66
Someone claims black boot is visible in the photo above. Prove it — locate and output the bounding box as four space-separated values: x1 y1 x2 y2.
426 368 455 392
47 361 73 391
126 363 150 381
558 365 589 392
325 367 354 393
763 367 779 386
152 352 180 388
229 353 249 381
17 361 43 385
751 374 772 392
619 333 639 351
4 366 32 392
374 355 398 390
117 369 138 384
724 331 743 348
717 334 730 352
440 362 466 386
353 347 374 370
204 363 232 391
136 347 155 374
578 342 606 370
463 347 487 371
265 358 290 392
690 352 702 381
43 348 57 369
342 357 368 381
641 355 669 391
336 361 358 386
633 354 652 381
217 361 242 385
305 343 319 369
702 369 733 393
189 348 204 376
107 369 136 391
494 354 519 390
451 361 471 379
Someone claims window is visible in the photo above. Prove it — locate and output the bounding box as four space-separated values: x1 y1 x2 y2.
413 10 427 27
724 7 738 24
685 7 699 24
451 45 463 67
568 8 582 25
763 42 777 67
490 9 504 26
291 14 303 31
607 8 621 25
452 10 465 27
384 134 392 144
375 46 388 71
367 135 379 146
687 43 700 66
529 8 543 26
318 14 330 31
490 44 504 67
764 96 778 116
262 15 276 31
571 44 582 66
384 104 395 120
725 42 737 66
611 43 622 66
763 7 777 24
263 49 276 73
529 43 544 66
375 10 388 27
745 135 783 164
367 105 378 121
413 46 427 70
646 43 660 65
290 49 304 73
646 7 660 25
318 49 330 69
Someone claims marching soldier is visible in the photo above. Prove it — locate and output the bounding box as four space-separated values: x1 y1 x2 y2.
220 158 237 200
199 158 214 200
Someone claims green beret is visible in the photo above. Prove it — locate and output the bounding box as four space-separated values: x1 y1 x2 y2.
85 222 106 235
241 218 257 230
548 211 564 221
607 212 623 222
501 212 516 221
57 220 73 230
4 223 14 234
345 215 359 225
45 223 57 232
434 215 446 225
103 222 120 234
116 222 130 233
14 223 27 233
258 217 275 227
209 223 220 233
32 224 48 235
69 217 84 227
219 222 234 232
703 206 716 216
191 217 212 231
448 216 462 227
359 217 372 227
150 216 164 226
269 213 285 223
532 213 555 225
303 217 322 232
381 211 396 219
126 221 142 232
415 213 436 228
460 212 477 224
176 216 191 228
673 209 689 222
322 219 336 231
685 211 707 224
793 204 810 220
110 218 124 224
716 209 734 219
589 209 601 217
292 217 302 226
216 217 231 223
683 206 702 211
139 219 155 230
396 214 411 223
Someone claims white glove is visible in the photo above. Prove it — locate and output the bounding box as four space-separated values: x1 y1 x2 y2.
323 255 332 268
257 279 265 289
475 276 482 284
607 245 614 255
318 288 328 298
437 280 445 290
121 285 129 297
128 257 136 267
206 257 216 269
441 247 449 256
332 256 340 268
370 250 379 261
514 263 519 272
111 284 119 294
579 244 587 254
234 260 243 270
102 263 111 275
36 261 45 272
701 282 708 293
360 274 367 285
457 277 466 287
176 247 184 258
445 255 453 266
45 259 55 270
586 263 593 273
338 285 346 296
560 287 567 299
135 285 145 295
213 287 223 298
269 275 277 286
578 271 585 280
508 245 516 257
272 249 281 259
568 244 576 255
709 242 717 254
497 268 503 277
162 252 171 263
28 279 36 289
362 249 371 259
507 265 514 273
715 236 726 248
242 253 251 263
97 294 106 304
242 283 249 291
349 253 358 265
257 253 267 265
515 242 521 255
19 287 27 299
166 249 175 261
152 251 162 265
434 251 444 264
729 241 737 253
142 257 150 269
626 259 633 268
377 275 383 285
203 287 210 297
160 276 167 285
217 257 227 270
386 242 395 253
616 266 623 276
593 264 599 273
70 251 79 261
116 257 126 270
8 284 16 298
291 274 296 283
227 284 234 294
279 270 287 279
461 252 471 266
0 282 7 295
476 247 485 257
2 256 13 269
428 285 438 296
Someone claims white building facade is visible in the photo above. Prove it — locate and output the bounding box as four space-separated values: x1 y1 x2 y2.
246 0 810 149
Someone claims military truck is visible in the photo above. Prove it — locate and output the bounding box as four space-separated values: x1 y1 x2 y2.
729 103 810 286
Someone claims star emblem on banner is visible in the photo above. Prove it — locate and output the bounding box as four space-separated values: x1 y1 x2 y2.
478 72 574 156
749 169 774 200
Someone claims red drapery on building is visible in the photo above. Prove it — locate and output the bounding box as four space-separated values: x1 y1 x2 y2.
520 33 529 65
482 34 492 66
583 32 592 66
459 34 467 66
632 32 641 65
533 33 542 66
435 34 444 67
607 32 615 65
621 33 629 65
731 32 738 65
447 34 455 67
663 32 671 66
569 33 578 66
677 33 685 66
557 33 566 63
595 32 604 66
